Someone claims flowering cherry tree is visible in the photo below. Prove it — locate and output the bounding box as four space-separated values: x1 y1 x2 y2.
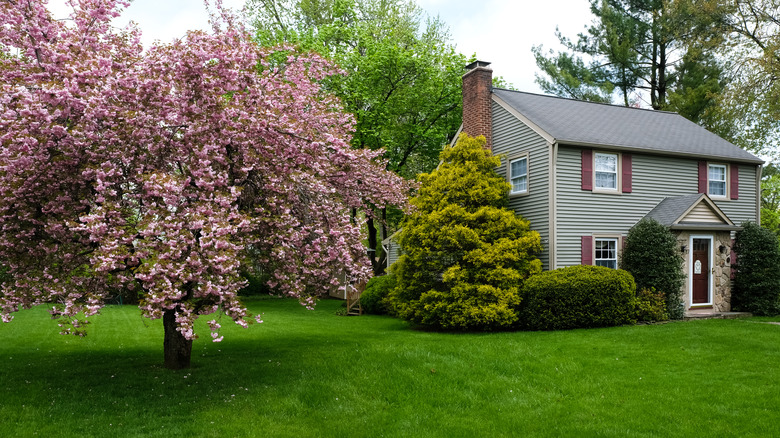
0 0 410 369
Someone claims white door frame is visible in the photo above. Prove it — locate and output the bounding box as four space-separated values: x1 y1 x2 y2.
688 234 713 307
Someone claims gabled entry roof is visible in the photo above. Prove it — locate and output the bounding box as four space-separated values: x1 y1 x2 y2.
643 194 741 231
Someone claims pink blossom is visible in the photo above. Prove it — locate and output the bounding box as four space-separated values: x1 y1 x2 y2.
0 0 411 342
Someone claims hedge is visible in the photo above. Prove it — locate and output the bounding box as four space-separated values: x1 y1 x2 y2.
518 265 637 330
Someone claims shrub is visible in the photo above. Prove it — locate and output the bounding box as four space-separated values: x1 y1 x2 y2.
634 288 669 322
518 265 637 330
386 134 542 330
620 218 685 319
733 222 780 315
361 274 396 315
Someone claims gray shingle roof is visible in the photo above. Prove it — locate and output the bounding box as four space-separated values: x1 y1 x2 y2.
644 194 705 226
493 89 764 164
642 194 741 231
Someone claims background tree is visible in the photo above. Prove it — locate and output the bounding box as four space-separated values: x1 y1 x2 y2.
532 0 732 132
712 0 780 157
248 0 465 275
621 218 686 319
0 0 409 369
534 0 778 157
387 134 543 330
761 163 780 238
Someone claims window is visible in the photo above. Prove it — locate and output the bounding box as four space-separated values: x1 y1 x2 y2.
509 157 528 194
582 150 631 193
595 238 618 269
708 164 726 197
594 153 618 190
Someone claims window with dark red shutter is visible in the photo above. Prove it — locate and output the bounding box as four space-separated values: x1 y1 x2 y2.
730 165 739 200
581 236 593 265
698 161 707 194
622 154 632 193
582 149 593 191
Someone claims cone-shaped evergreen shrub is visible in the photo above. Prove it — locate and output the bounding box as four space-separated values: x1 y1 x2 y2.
621 218 685 319
733 222 780 315
387 134 542 330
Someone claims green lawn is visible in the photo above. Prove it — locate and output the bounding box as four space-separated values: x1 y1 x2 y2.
1 297 779 437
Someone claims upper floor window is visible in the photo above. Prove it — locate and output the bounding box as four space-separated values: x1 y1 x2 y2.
595 152 618 191
708 164 727 197
582 150 632 193
510 156 528 194
699 161 737 200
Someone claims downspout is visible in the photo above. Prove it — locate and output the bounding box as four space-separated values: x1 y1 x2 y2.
757 164 763 225
549 141 559 269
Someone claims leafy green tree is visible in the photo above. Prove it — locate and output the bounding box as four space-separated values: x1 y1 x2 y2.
621 218 686 319
248 0 466 274
713 0 780 157
761 163 780 238
387 134 543 330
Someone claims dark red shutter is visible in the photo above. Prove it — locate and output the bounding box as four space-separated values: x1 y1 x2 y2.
582 149 593 191
730 239 737 280
581 236 593 265
698 161 707 194
622 154 632 193
730 165 739 200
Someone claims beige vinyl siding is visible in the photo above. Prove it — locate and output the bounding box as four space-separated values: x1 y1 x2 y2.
491 102 551 269
719 164 759 226
555 146 758 267
683 204 722 223
385 238 402 271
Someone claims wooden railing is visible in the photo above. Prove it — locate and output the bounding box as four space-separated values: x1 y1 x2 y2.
345 280 367 316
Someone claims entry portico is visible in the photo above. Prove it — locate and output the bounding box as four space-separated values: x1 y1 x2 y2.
644 194 741 312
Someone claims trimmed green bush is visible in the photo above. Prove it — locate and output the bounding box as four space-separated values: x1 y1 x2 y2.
620 218 685 319
387 134 542 330
733 222 780 315
518 265 637 330
634 288 669 322
360 274 396 315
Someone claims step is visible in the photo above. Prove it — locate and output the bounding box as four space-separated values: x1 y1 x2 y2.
683 311 752 320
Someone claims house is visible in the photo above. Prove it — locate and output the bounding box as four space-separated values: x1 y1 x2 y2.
387 60 764 313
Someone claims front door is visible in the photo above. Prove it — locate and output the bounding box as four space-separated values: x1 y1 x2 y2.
692 238 710 304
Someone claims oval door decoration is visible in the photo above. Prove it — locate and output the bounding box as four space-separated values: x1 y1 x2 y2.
694 260 702 274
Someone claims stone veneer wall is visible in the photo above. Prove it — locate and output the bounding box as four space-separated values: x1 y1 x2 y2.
676 231 733 311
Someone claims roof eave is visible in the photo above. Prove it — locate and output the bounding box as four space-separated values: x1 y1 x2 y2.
669 224 743 231
556 140 765 165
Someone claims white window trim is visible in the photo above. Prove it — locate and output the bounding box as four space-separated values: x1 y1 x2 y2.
688 234 714 307
707 162 729 199
507 152 529 197
593 235 622 269
593 151 621 194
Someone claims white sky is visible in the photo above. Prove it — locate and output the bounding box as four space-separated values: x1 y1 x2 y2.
47 0 594 93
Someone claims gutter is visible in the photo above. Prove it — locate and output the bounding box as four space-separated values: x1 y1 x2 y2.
556 140 765 166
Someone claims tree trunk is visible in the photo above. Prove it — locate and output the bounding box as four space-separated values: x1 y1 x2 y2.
657 42 667 108
163 308 192 370
367 215 380 275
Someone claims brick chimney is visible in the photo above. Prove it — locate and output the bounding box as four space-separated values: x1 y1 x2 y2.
462 60 493 149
